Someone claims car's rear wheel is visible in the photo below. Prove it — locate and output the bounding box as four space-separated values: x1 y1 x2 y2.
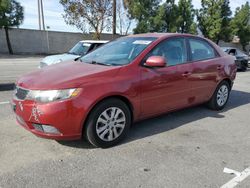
85 98 131 148
207 81 230 110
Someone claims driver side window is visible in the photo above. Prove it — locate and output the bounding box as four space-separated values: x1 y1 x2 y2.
146 38 188 66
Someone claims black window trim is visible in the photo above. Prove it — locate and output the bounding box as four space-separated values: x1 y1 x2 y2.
140 36 190 67
187 36 221 63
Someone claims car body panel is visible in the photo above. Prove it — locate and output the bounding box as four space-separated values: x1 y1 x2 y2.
17 61 121 90
13 33 237 140
40 53 80 67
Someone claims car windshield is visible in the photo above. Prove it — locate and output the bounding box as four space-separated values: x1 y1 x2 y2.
68 42 91 56
80 37 157 66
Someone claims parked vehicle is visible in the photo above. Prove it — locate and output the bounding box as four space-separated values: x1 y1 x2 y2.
221 47 249 71
39 40 108 68
12 33 237 148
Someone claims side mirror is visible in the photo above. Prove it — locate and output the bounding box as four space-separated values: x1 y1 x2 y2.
145 56 167 68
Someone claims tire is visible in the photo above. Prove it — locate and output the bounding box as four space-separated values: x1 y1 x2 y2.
207 81 230 110
238 61 247 72
84 98 131 148
241 62 247 71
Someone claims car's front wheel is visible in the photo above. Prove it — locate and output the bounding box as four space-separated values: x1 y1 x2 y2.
207 81 230 110
85 98 131 148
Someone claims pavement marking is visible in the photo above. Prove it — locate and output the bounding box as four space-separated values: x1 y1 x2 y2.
221 167 250 188
0 101 10 105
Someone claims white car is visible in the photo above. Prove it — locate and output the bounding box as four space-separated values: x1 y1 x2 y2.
39 40 108 68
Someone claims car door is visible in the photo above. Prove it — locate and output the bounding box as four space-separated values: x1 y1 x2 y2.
187 37 221 104
140 37 194 117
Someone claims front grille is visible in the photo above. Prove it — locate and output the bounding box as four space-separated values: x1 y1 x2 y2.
15 87 29 100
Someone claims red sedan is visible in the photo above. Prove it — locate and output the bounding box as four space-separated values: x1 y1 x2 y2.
12 33 237 148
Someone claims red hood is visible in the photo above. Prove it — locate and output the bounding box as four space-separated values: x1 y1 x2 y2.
17 61 121 90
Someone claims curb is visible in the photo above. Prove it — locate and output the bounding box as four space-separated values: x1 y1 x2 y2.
0 83 15 91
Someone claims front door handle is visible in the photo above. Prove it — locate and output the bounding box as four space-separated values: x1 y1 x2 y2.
217 65 222 70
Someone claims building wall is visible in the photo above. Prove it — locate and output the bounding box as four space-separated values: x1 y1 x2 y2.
0 28 120 55
1 28 249 54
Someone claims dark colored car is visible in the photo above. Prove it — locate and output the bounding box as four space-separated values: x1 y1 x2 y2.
12 33 237 148
222 47 249 71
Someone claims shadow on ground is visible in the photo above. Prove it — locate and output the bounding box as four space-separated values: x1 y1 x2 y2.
58 89 250 149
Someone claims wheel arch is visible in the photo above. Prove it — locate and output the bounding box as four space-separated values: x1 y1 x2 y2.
222 78 233 90
81 95 134 137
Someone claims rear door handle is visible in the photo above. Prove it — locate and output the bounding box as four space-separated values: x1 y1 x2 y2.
182 72 191 77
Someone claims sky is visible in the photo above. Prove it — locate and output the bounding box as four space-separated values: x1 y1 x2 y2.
17 0 249 34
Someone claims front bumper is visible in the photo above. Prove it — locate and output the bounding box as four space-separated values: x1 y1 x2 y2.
235 60 248 69
12 98 86 140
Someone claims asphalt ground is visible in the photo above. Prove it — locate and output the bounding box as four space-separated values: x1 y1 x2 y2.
0 55 43 85
0 57 250 188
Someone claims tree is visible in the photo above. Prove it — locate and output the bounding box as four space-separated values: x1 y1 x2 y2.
60 0 113 39
160 0 179 32
125 0 197 34
219 0 232 42
197 0 232 44
0 0 24 54
125 0 160 33
112 0 116 36
231 2 250 51
176 0 197 34
116 0 131 35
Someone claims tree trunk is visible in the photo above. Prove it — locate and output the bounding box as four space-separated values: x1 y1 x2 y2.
4 27 13 55
242 45 246 52
216 39 220 45
93 32 101 40
112 0 116 38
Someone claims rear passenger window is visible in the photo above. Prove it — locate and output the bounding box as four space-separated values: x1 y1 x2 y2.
189 39 216 61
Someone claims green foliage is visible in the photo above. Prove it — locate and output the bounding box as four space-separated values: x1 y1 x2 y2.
176 0 197 34
0 0 24 27
126 0 197 34
231 2 250 51
157 0 179 32
60 0 113 39
197 0 232 43
125 0 160 33
0 0 24 54
219 0 232 42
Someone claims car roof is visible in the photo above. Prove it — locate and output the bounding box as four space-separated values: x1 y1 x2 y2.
79 40 109 44
126 33 200 39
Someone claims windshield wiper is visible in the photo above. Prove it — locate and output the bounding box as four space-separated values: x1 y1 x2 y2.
90 61 112 66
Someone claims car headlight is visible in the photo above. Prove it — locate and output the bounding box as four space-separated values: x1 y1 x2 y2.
26 88 81 103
